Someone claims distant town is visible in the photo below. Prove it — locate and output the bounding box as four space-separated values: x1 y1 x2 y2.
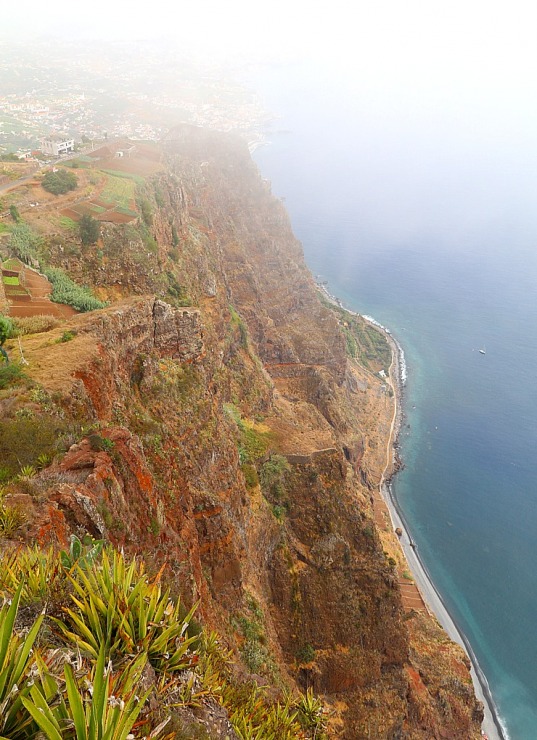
0 38 271 160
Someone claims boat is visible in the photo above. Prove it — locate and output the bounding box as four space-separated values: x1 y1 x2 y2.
479 347 486 355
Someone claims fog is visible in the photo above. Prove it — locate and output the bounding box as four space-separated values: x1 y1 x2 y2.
4 0 537 250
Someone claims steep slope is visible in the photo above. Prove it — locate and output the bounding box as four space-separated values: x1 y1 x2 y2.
0 125 482 738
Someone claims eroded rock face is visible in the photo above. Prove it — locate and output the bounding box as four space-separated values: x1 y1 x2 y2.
5 126 483 738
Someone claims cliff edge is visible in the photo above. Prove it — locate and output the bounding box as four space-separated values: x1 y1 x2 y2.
0 125 482 738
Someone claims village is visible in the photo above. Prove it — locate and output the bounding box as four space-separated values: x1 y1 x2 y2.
0 37 269 160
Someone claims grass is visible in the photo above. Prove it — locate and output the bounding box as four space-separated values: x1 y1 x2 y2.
100 168 145 185
99 173 137 209
58 216 78 230
2 275 19 285
0 222 10 234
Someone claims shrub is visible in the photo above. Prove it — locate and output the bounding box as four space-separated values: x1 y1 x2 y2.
260 454 291 501
0 504 27 536
0 414 65 476
41 168 77 195
57 329 76 343
9 204 20 222
241 462 259 489
11 314 60 336
0 363 25 389
22 646 149 740
0 314 13 345
296 642 316 664
0 546 65 604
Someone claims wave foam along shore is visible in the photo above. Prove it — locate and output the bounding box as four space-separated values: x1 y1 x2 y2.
315 281 506 740
380 326 507 740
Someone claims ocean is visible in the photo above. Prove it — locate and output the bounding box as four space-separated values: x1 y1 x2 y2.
251 60 537 739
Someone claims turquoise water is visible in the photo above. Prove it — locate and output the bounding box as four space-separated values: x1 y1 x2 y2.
252 63 537 739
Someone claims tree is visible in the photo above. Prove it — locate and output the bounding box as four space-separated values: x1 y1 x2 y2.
79 214 100 245
41 169 77 195
0 315 12 363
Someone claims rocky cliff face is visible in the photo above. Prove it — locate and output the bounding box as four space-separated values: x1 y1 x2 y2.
1 125 483 738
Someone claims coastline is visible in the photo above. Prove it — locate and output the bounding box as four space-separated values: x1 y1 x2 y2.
317 281 506 740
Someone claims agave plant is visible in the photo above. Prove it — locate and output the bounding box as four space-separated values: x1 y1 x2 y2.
21 642 149 740
0 546 63 603
0 583 45 739
56 548 198 673
0 504 27 537
295 687 328 738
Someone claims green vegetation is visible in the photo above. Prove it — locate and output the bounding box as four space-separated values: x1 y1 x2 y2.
57 330 76 343
41 168 78 195
138 196 153 226
0 364 25 388
229 304 248 348
0 544 325 739
58 215 78 230
79 213 100 245
42 266 107 312
8 222 42 262
100 173 137 209
320 296 392 373
100 168 144 185
224 403 271 465
0 503 26 536
0 315 13 365
296 643 316 664
0 314 13 345
11 315 60 336
260 454 291 502
165 270 191 306
233 594 277 677
9 204 20 222
0 413 64 476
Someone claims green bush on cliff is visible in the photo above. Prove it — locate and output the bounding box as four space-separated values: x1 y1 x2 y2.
42 266 107 312
260 454 291 501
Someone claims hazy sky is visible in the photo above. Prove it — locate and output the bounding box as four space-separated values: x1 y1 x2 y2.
4 0 537 73
5 1 537 123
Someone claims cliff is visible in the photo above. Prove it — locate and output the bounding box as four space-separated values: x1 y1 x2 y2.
0 125 483 738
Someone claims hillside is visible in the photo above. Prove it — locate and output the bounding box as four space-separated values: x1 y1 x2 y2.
0 126 483 738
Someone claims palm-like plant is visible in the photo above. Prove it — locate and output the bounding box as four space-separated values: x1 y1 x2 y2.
56 548 198 673
0 583 44 739
21 642 149 740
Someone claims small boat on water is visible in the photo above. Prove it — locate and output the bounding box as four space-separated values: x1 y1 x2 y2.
479 346 486 355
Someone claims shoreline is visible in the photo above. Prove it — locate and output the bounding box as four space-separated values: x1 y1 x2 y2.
317 281 506 740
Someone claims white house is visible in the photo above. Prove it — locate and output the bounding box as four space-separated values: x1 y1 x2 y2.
41 135 75 157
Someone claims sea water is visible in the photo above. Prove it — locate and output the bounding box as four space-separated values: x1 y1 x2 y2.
251 60 537 739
